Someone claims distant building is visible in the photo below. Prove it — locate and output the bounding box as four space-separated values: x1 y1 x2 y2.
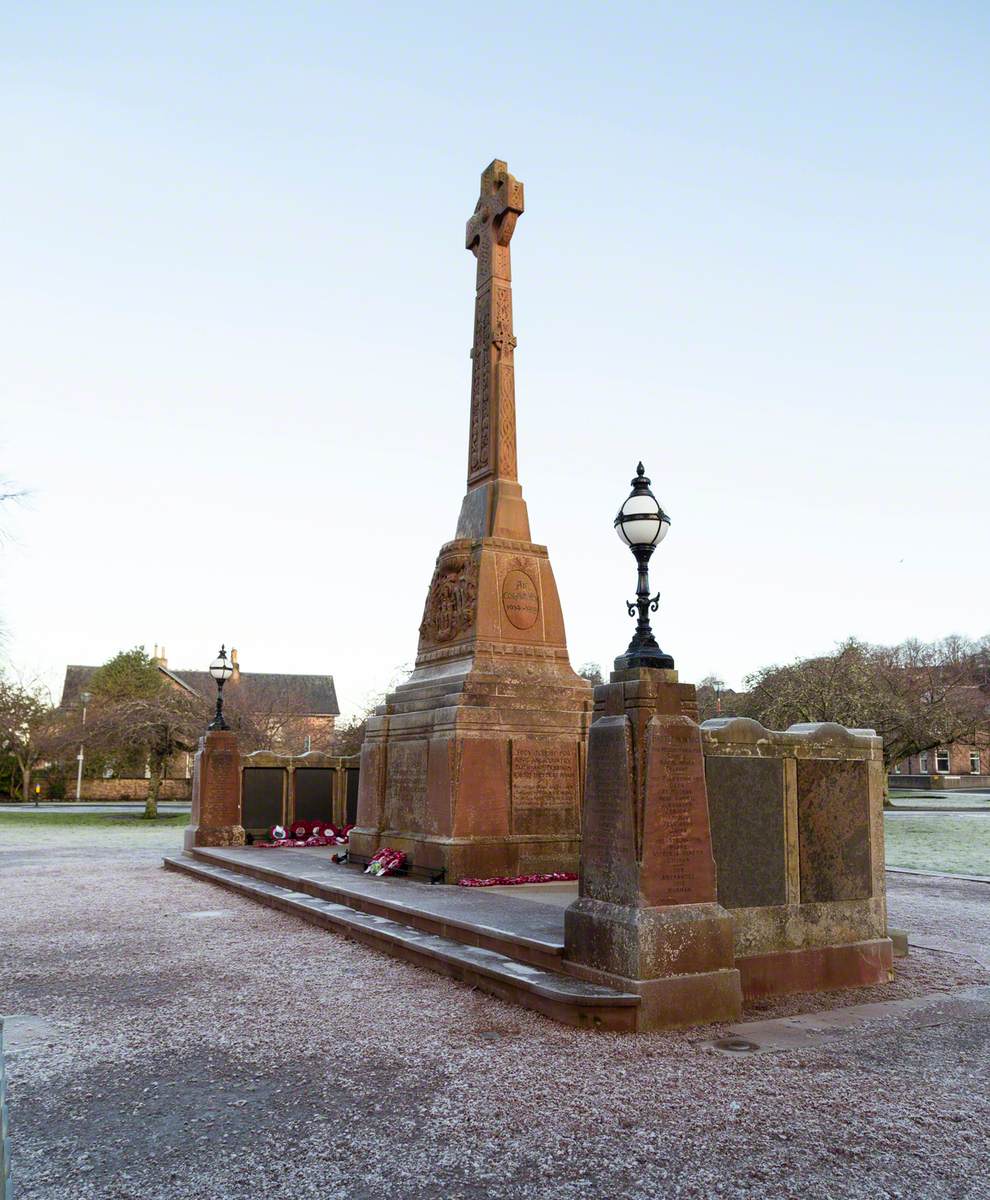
59 646 339 800
891 736 990 789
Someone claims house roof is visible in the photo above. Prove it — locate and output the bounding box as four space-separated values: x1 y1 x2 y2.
59 663 339 716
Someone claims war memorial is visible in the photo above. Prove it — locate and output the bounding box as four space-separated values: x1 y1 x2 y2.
166 160 894 1031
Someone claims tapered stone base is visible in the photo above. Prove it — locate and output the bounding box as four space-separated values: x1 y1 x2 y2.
352 532 591 883
563 896 742 1028
184 730 245 851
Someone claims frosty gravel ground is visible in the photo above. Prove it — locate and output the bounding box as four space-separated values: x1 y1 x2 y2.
2 821 989 1200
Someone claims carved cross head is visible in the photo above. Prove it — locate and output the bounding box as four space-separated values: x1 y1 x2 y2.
465 159 525 257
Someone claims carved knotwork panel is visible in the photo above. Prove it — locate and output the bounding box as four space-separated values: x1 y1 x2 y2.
419 554 479 645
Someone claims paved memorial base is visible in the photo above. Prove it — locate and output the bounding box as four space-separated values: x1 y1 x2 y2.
3 821 990 1199
163 847 888 1024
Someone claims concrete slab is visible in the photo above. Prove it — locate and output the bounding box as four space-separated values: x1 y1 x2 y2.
484 882 579 908
0 1015 58 1054
705 984 990 1056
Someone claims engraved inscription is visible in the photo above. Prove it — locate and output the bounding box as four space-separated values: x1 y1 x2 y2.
385 741 429 832
643 718 717 906
512 741 578 807
580 717 637 904
502 569 539 630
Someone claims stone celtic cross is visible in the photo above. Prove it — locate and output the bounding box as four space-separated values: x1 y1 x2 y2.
465 159 524 488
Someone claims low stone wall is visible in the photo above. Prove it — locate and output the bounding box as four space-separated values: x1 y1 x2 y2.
888 773 990 791
240 751 359 833
701 718 891 996
73 778 191 802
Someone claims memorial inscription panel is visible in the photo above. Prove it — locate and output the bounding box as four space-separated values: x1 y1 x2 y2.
241 767 285 830
642 718 718 907
501 569 539 630
705 756 787 908
797 759 872 902
385 740 429 832
579 717 637 904
293 768 333 822
511 739 579 836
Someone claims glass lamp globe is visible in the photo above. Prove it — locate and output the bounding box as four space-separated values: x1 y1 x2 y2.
209 646 234 682
614 463 671 549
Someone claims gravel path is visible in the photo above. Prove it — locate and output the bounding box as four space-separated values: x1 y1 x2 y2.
2 825 989 1200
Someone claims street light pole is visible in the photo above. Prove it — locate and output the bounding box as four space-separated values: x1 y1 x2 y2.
613 463 674 670
208 646 234 731
75 690 92 802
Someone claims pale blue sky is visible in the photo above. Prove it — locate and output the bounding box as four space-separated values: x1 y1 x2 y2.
2 2 988 715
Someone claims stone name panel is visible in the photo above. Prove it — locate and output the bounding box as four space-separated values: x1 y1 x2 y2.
580 717 637 905
511 740 578 807
797 759 872 902
642 717 718 907
241 767 285 830
385 740 429 833
705 756 787 909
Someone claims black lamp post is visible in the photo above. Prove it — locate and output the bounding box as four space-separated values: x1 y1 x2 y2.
208 645 234 731
613 463 675 670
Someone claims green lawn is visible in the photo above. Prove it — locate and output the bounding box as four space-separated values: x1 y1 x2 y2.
0 811 188 829
888 790 990 809
884 812 990 876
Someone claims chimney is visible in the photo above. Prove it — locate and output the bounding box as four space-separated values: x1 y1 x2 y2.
231 647 240 680
151 644 167 668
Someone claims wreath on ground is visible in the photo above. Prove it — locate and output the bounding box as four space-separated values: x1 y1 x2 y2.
257 820 354 848
457 872 577 887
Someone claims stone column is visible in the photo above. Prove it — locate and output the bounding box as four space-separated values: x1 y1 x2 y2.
183 730 245 850
564 668 742 1029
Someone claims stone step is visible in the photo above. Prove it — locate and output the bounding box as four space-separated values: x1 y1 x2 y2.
163 854 639 1030
186 845 566 971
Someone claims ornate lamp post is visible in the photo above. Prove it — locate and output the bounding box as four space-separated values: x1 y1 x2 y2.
208 646 234 731
614 462 674 670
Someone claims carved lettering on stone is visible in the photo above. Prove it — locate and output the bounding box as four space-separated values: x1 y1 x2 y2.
502 568 539 630
641 717 718 907
511 740 578 807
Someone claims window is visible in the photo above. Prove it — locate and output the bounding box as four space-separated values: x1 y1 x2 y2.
936 750 950 773
919 752 929 773
971 752 982 774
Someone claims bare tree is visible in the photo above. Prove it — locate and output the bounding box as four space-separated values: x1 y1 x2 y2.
0 676 57 802
84 648 207 818
333 692 385 758
224 679 327 754
741 637 989 773
577 662 604 687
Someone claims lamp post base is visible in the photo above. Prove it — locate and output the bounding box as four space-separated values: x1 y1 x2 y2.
614 648 675 671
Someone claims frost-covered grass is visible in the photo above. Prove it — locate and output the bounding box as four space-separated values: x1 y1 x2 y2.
888 790 990 810
0 810 187 851
884 812 990 876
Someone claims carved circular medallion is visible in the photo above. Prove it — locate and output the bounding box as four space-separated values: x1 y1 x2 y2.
502 569 539 630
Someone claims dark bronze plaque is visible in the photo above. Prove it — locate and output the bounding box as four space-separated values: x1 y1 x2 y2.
797 759 872 902
345 766 360 825
705 757 786 909
241 767 285 830
293 768 333 822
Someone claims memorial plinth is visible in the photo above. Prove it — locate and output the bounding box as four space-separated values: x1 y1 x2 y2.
564 668 742 1029
350 160 591 881
183 729 245 850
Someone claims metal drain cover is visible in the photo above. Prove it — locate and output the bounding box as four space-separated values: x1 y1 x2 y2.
713 1036 760 1053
